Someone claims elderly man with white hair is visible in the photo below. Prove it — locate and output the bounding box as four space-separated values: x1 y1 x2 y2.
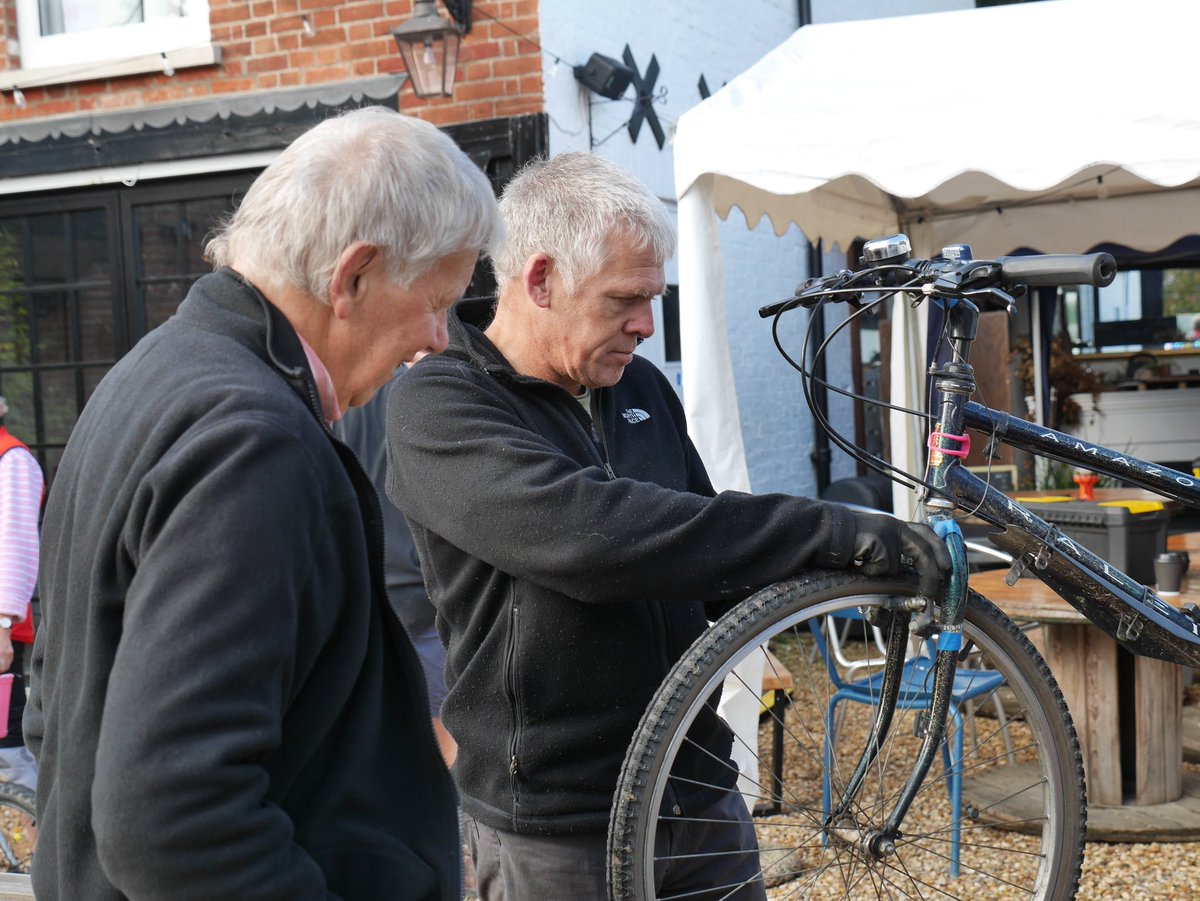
386 152 949 901
26 106 501 901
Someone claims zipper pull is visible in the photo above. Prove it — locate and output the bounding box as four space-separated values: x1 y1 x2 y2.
510 755 519 776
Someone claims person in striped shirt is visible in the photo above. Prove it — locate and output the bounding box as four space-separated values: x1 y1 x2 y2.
0 395 41 791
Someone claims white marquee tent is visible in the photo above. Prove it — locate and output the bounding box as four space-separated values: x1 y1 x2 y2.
675 0 1200 515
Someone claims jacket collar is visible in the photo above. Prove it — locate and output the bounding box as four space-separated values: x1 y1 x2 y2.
178 268 330 427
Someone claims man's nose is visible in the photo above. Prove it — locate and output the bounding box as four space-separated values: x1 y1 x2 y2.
629 304 655 341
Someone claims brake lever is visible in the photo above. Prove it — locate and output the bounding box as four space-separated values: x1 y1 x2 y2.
758 295 814 318
961 286 1017 316
758 269 853 318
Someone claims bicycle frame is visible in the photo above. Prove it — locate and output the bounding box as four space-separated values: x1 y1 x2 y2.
826 287 1200 856
925 294 1200 669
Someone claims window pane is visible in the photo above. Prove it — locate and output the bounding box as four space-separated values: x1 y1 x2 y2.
0 293 33 366
30 214 68 284
74 208 112 282
136 203 183 278
35 291 72 364
144 281 187 331
0 221 26 287
38 368 80 444
80 288 116 361
38 0 144 36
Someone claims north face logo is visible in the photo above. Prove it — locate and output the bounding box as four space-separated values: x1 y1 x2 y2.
622 408 651 424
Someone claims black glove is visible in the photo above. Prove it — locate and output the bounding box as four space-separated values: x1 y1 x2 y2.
848 510 952 599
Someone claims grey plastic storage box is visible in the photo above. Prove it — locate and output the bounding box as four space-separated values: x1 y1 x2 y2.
1024 499 1168 585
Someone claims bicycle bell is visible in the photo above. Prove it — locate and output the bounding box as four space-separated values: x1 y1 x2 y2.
862 234 911 265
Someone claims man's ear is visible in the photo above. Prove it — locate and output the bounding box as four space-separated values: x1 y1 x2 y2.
523 253 554 309
328 242 379 320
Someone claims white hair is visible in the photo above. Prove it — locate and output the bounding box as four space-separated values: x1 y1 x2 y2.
491 152 675 293
206 106 502 302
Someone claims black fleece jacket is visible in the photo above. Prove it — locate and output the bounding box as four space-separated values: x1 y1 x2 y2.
385 298 860 836
26 270 459 900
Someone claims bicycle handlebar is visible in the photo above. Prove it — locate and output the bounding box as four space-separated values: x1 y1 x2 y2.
758 235 1117 318
995 253 1117 287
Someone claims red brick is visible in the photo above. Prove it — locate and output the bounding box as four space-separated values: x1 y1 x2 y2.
517 73 541 95
259 73 279 88
384 1 415 16
454 80 502 101
245 20 267 37
251 1 276 17
305 64 353 83
348 23 373 41
210 78 256 94
252 37 278 54
210 4 250 25
462 61 492 81
353 59 378 76
495 96 538 117
279 71 303 86
492 55 538 78
459 42 500 62
339 3 386 23
314 45 349 65
246 54 289 73
346 38 390 59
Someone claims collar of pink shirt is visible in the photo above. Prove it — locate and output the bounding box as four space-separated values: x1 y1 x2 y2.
296 334 343 424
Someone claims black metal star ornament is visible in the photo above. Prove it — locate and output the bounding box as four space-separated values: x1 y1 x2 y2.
622 45 665 149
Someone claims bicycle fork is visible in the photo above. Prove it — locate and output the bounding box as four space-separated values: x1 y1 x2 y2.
823 518 970 863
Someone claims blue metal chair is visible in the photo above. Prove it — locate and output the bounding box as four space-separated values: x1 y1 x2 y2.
810 614 1009 877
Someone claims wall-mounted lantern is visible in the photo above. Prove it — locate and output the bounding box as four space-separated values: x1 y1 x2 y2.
391 1 469 98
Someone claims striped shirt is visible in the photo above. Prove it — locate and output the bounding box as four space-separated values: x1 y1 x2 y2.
0 445 42 620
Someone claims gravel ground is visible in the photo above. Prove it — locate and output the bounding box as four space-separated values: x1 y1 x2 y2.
749 628 1200 900
1078 838 1200 900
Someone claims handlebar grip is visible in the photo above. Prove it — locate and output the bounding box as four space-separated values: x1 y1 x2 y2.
995 252 1117 287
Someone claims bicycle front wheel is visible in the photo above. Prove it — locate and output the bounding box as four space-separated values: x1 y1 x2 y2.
608 570 1085 901
0 780 36 874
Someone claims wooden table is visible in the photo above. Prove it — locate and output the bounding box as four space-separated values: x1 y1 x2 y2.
971 562 1196 810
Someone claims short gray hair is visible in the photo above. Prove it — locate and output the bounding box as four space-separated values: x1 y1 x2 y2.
206 106 501 302
491 152 675 293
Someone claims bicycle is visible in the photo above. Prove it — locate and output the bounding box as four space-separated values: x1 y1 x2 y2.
0 779 35 874
608 234 1200 900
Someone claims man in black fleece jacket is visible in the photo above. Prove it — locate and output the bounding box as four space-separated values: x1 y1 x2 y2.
385 152 950 901
25 107 500 900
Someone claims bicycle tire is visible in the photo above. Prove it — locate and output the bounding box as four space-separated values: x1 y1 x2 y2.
608 570 1086 901
0 780 36 874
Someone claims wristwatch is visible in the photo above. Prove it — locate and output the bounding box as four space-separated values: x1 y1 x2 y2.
0 617 11 630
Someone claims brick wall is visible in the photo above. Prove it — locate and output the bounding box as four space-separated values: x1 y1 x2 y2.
0 0 543 126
